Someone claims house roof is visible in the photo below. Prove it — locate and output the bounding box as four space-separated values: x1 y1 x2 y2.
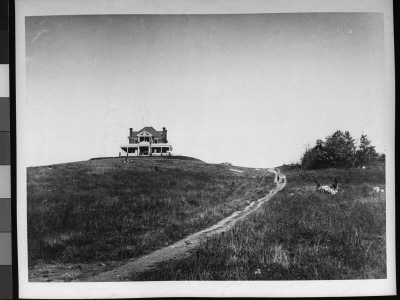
130 126 164 138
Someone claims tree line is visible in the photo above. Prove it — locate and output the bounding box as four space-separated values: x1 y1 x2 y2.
300 130 385 170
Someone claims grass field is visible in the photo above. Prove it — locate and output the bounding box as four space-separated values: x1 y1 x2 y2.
27 156 275 267
131 162 386 280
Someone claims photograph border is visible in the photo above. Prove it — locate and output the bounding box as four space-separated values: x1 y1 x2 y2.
15 0 395 298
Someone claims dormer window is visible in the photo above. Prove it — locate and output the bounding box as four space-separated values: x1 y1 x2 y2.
139 137 151 142
137 130 153 142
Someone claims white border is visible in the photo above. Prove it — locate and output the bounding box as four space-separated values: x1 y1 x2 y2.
16 0 396 298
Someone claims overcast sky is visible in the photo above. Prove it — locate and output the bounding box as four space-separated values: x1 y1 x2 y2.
24 13 387 167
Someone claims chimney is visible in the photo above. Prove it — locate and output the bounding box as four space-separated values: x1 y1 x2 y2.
163 127 167 142
129 128 132 136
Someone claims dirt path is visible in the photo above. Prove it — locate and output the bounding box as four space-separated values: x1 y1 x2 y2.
84 168 286 282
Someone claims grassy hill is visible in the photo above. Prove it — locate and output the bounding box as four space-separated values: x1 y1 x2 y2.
27 156 275 267
131 162 386 280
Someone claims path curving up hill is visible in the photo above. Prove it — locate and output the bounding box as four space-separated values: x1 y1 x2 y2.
84 168 286 282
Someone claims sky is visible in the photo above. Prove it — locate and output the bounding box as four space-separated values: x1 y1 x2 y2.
24 13 387 167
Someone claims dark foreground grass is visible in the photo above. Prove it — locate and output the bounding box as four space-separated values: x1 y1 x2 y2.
27 157 274 266
131 162 386 280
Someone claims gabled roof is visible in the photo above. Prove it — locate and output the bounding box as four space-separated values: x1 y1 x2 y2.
130 126 164 138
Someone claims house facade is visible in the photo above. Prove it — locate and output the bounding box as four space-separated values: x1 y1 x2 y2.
120 126 173 156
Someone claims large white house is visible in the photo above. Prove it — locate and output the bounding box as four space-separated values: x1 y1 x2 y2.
120 126 173 156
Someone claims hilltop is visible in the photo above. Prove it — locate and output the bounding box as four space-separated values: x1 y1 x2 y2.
89 155 204 162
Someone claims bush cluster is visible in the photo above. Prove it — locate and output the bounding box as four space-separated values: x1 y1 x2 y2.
300 131 384 170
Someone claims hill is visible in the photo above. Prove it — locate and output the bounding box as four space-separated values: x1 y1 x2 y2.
130 161 386 280
89 155 204 162
27 156 275 276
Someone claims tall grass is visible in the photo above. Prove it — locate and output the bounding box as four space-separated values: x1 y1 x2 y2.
27 157 274 266
131 162 386 280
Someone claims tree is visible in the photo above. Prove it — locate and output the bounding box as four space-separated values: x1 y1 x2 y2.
299 130 383 170
300 130 357 169
356 134 378 165
324 130 356 168
300 139 329 169
344 131 357 168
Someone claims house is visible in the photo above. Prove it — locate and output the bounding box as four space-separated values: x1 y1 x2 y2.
120 126 173 156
